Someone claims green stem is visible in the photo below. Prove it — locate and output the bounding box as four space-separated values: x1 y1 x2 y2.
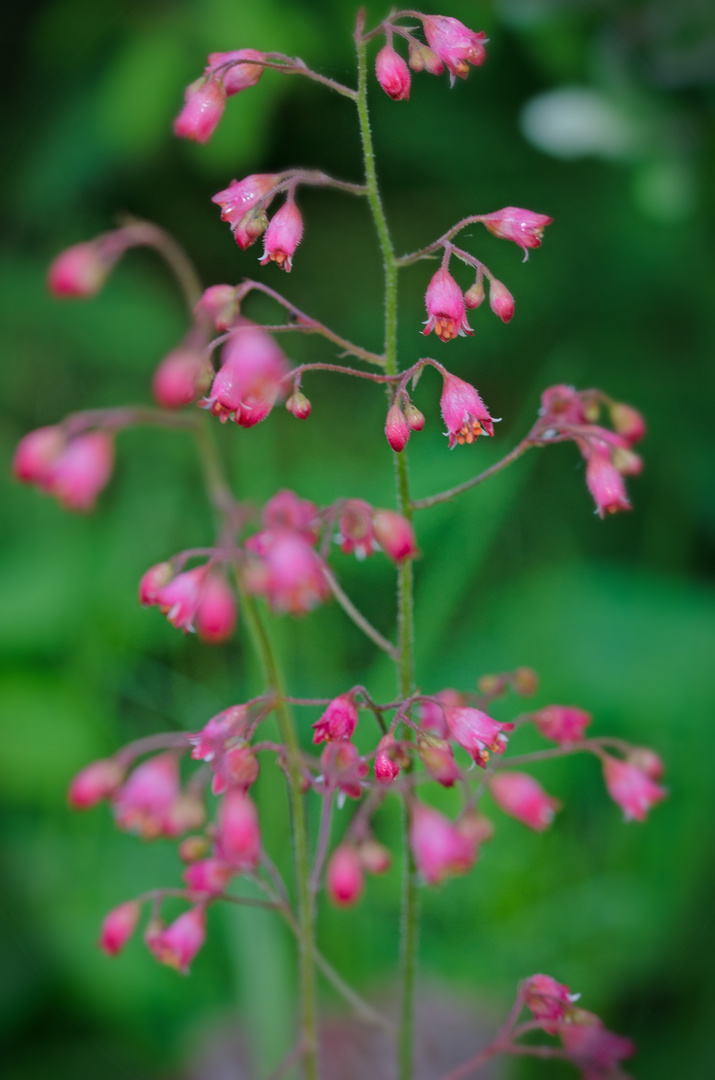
241 591 319 1080
355 31 418 1080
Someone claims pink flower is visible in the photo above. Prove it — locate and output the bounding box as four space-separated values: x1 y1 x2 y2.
422 268 472 342
150 906 206 974
560 1010 635 1077
586 445 631 517
286 388 312 419
320 741 367 799
212 174 278 246
69 758 124 808
409 802 474 885
47 242 116 298
190 705 248 762
174 78 226 143
417 736 460 787
99 901 140 957
194 284 239 331
211 745 259 795
183 857 235 897
326 845 364 906
375 44 411 100
417 689 463 739
422 16 487 84
45 432 115 512
372 509 418 562
440 372 495 448
216 790 261 870
112 753 182 838
337 499 377 560
385 403 411 452
602 755 666 822
262 489 319 540
443 706 513 766
201 321 288 425
138 562 173 606
481 207 553 257
540 384 591 427
156 565 208 632
12 426 65 487
489 771 560 830
194 571 237 644
206 49 265 95
152 346 213 409
489 278 514 323
609 402 646 446
374 733 403 783
532 705 592 745
260 198 304 271
249 531 330 615
312 692 358 744
523 973 576 1033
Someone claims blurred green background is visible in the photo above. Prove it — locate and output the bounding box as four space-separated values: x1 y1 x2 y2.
1 0 714 1076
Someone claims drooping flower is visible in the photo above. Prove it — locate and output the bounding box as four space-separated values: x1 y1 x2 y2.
488 278 514 323
260 198 304 272
375 43 411 100
374 733 404 783
409 802 474 885
201 321 288 426
112 753 182 839
609 402 646 445
183 857 235 897
417 735 460 787
385 403 411 452
286 389 312 419
423 268 472 342
408 40 444 75
422 16 487 85
372 509 418 562
12 426 65 487
312 692 358 744
326 845 364 906
206 49 265 95
99 901 140 957
489 771 560 831
174 78 226 143
247 531 330 615
152 346 213 409
357 839 391 875
47 241 117 298
532 705 592 745
194 284 239 330
586 445 631 517
262 489 320 540
602 755 666 822
481 207 553 258
149 906 206 974
48 432 115 512
155 565 208 632
194 570 237 644
560 1009 635 1078
523 973 577 1034
69 758 125 809
417 689 463 739
211 174 278 246
190 705 249 762
138 562 174 606
210 744 259 796
440 372 495 447
336 499 376 560
443 706 513 766
320 741 367 799
215 790 261 870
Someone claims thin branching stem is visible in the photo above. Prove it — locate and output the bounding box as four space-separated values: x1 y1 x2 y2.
322 566 400 660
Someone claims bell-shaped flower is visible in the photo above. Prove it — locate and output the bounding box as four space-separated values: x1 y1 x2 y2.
212 173 278 245
69 758 125 809
174 78 226 143
112 753 182 838
440 373 495 448
190 705 249 762
260 198 304 272
532 705 592 745
149 906 206 974
216 789 261 870
586 445 631 517
489 771 560 831
99 901 140 957
422 16 487 85
481 207 553 257
337 499 377 560
375 43 411 100
523 973 578 1034
488 278 514 323
262 489 320 540
320 741 367 800
312 692 358 744
326 844 364 906
48 432 115 512
206 49 265 95
602 755 666 822
211 744 259 795
153 346 213 409
409 802 474 885
156 565 208 632
201 321 288 425
423 268 472 342
194 570 237 644
372 509 418 563
443 706 513 766
183 857 235 898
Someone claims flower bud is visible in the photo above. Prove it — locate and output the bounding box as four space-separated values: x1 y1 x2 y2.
326 844 364 906
286 389 312 419
195 571 237 644
357 839 391 875
480 207 553 256
183 857 235 897
150 906 206 974
211 745 259 795
489 771 560 830
375 44 411 101
99 901 140 956
489 278 514 323
456 809 494 847
422 16 487 84
511 666 539 696
464 279 485 309
374 733 403 783
609 402 646 445
408 41 444 75
372 509 418 563
409 802 474 885
385 403 411 452
47 242 116 298
194 284 239 331
206 49 265 96
13 426 65 487
138 562 174 606
312 693 358 744
178 835 211 862
69 758 124 808
532 705 592 745
404 403 425 431
602 755 666 822
216 790 261 870
174 78 226 143
417 735 460 787
260 199 304 272
236 205 269 248
626 746 665 781
152 347 213 409
586 447 631 517
50 432 115 512
523 974 576 1033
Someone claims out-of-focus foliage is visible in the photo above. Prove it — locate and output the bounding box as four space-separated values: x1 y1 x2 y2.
1 0 714 1076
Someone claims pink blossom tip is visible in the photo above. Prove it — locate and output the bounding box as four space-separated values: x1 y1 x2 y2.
206 49 265 96
481 207 553 256
46 432 115 512
422 16 487 84
523 974 577 1033
312 693 358 744
443 706 512 766
375 44 411 100
489 771 560 831
194 570 237 644
602 755 666 822
152 347 213 409
489 278 515 323
586 446 631 517
385 403 411 452
174 78 226 143
216 790 261 870
47 242 114 298
99 901 140 957
69 758 124 809
409 802 474 885
372 509 418 563
260 199 303 272
326 845 364 906
440 373 495 448
423 268 472 342
149 906 206 974
532 705 592 745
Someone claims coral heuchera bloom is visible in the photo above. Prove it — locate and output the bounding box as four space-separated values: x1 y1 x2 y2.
174 78 226 143
320 741 367 799
69 758 124 808
251 532 330 615
423 268 472 342
337 499 377 560
212 173 277 243
602 755 666 822
12 426 65 487
47 242 115 298
190 705 248 762
409 802 474 885
151 906 206 974
560 1010 635 1077
183 857 235 897
201 322 288 426
112 753 181 838
99 901 140 957
194 571 237 644
374 733 403 783
481 207 553 258
152 347 212 409
443 706 513 766
326 845 364 906
206 49 265 95
262 489 319 540
385 403 411 452
312 692 358 744
422 16 487 84
586 445 631 517
533 705 592 745
49 432 115 512
489 771 560 831
194 284 239 331
523 974 577 1034
440 373 495 447
488 278 514 323
375 44 411 100
156 565 208 632
216 790 261 870
260 199 304 271
372 509 418 563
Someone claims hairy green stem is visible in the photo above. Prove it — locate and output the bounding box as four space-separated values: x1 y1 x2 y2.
356 32 418 1080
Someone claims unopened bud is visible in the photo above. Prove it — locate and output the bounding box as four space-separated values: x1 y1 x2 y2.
626 746 665 781
385 403 411 452
373 509 418 563
326 844 364 906
417 734 460 787
139 562 174 606
357 839 391 875
489 279 514 323
511 667 539 696
610 402 646 444
286 390 312 419
99 901 140 956
464 279 485 309
612 446 643 476
477 673 507 698
456 809 495 846
404 402 425 431
179 835 211 862
408 40 444 75
235 206 269 249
